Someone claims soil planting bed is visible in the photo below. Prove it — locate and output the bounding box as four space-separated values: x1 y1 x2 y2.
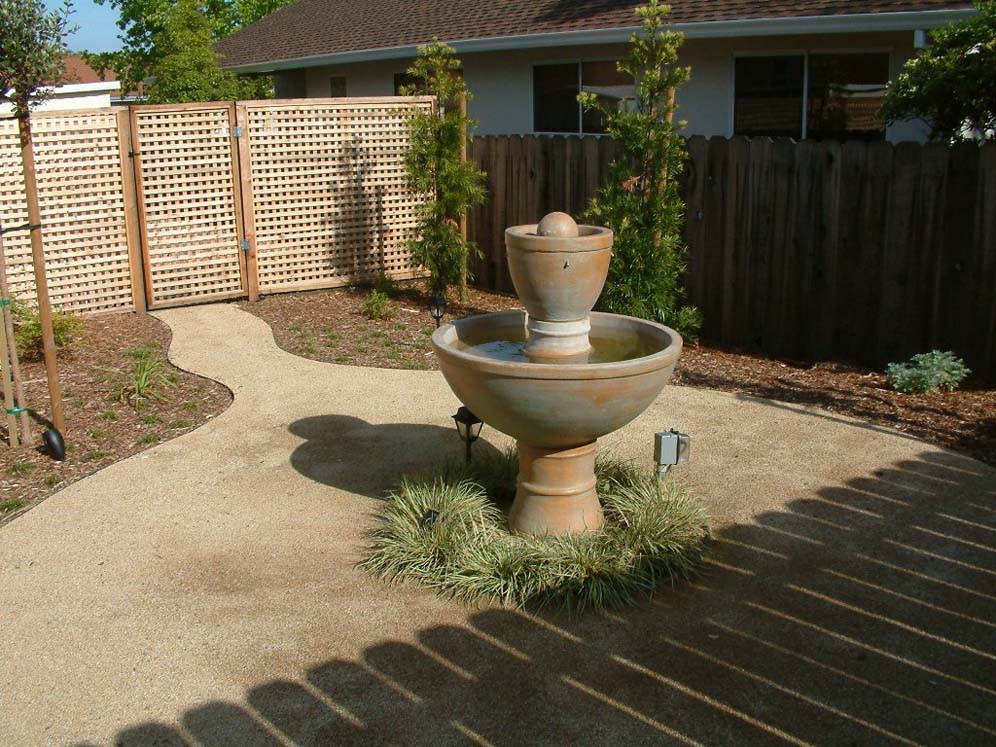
1 313 232 523
245 280 996 469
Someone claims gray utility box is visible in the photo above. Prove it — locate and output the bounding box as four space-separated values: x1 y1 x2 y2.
655 430 691 466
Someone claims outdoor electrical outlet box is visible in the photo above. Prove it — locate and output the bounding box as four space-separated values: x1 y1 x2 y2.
655 430 691 466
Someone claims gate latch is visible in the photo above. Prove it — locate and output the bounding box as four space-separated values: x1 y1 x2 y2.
232 125 244 137
240 238 251 253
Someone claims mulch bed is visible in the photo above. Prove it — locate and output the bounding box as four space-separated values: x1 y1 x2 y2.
0 313 232 524
244 279 996 470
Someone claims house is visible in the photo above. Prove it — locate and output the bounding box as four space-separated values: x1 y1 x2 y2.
216 1 976 143
0 55 134 116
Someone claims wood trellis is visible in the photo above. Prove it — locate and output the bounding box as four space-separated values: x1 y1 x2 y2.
0 96 431 313
242 97 432 294
0 109 140 314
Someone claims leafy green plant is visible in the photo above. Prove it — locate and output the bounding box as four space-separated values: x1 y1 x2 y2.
886 351 971 394
361 289 392 320
579 0 701 338
361 451 710 612
881 1 995 141
103 345 170 407
11 298 83 358
7 459 36 476
400 39 487 300
0 498 25 513
373 272 399 297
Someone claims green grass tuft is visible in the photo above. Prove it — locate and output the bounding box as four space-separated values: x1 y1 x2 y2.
360 450 710 612
1 498 25 513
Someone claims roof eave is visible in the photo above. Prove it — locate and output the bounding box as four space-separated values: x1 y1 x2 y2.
223 7 977 73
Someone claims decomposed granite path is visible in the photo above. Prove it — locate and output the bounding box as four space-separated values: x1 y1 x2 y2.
1 303 994 746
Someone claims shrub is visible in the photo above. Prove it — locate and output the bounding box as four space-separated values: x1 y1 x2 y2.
580 0 701 339
886 350 971 394
12 298 83 357
362 289 392 319
373 272 399 297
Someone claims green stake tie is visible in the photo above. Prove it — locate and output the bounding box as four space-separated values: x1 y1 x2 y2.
0 299 10 307
6 407 25 415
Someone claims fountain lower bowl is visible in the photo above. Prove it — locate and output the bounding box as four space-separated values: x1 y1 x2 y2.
432 310 682 448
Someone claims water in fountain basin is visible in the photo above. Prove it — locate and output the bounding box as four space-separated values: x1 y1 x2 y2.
454 326 659 364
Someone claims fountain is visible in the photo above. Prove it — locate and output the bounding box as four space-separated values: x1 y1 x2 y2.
432 212 682 535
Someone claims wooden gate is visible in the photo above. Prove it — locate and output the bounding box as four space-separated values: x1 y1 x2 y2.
130 103 250 308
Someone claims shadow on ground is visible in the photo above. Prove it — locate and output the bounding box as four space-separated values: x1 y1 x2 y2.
101 448 996 746
288 415 507 499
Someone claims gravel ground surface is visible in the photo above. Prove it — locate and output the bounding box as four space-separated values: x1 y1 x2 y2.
243 280 996 469
0 313 232 522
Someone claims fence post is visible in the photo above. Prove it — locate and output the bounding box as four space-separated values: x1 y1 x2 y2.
233 101 259 302
116 107 147 314
128 107 157 310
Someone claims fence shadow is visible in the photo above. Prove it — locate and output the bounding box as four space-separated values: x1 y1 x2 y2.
100 448 996 745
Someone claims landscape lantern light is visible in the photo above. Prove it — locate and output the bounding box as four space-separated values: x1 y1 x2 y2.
654 429 690 481
452 406 484 463
430 295 447 328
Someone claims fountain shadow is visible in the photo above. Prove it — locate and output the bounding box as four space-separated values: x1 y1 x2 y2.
100 446 996 746
288 414 507 499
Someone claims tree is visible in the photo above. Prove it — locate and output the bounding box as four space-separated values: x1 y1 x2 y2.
88 0 291 98
400 39 486 300
579 0 700 337
881 1 996 141
0 0 77 432
145 0 240 103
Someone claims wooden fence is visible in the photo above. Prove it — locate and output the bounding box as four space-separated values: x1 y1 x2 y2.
468 134 996 380
0 97 431 312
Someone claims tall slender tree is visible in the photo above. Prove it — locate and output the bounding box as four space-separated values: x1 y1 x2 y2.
0 0 76 432
145 0 240 103
400 39 486 301
580 0 701 337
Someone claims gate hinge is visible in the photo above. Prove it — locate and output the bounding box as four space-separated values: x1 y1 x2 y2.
232 125 244 137
240 238 251 252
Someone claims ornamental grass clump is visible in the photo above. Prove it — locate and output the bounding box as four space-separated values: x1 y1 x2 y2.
361 450 710 612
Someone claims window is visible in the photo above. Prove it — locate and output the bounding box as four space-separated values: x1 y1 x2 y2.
330 76 347 98
394 73 418 95
533 61 633 134
734 52 890 140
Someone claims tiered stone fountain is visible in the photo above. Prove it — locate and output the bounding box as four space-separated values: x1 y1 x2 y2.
432 212 682 535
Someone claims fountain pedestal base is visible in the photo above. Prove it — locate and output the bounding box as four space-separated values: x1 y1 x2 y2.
509 441 604 535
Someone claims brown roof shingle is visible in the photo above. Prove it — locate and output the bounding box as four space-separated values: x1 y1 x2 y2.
217 0 973 69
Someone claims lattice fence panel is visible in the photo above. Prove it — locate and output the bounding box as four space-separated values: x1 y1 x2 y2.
0 111 134 313
245 98 431 293
133 105 244 306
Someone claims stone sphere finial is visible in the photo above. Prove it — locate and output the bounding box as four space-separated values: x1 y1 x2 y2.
536 212 579 238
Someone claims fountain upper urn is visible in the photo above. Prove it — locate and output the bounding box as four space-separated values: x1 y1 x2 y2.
432 212 682 535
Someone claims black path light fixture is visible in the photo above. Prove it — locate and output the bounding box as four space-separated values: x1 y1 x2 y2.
430 294 447 329
452 406 484 463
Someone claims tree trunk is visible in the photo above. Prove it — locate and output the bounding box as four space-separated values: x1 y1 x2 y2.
17 114 64 432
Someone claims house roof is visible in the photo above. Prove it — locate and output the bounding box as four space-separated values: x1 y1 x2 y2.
217 0 975 72
61 54 116 85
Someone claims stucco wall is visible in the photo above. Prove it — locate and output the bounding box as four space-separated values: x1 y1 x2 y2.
291 30 929 143
0 86 117 116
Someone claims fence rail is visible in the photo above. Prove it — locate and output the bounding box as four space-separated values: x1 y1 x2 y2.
0 96 432 312
467 134 996 380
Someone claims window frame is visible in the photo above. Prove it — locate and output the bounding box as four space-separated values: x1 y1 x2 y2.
531 58 633 136
730 47 892 140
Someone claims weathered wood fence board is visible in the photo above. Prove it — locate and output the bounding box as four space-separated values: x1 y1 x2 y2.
0 110 136 314
467 134 996 380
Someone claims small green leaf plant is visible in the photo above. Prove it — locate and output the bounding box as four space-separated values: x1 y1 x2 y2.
579 0 701 338
399 39 487 301
886 350 971 394
11 297 83 357
361 289 392 319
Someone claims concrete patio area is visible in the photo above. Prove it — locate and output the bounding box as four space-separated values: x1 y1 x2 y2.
1 303 994 746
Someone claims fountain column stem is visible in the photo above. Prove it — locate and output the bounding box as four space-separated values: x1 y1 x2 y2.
509 441 604 534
